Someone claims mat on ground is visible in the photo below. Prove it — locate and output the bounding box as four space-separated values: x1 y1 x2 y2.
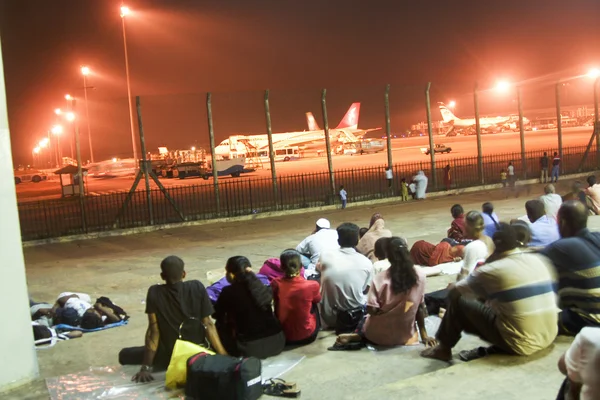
46 353 305 400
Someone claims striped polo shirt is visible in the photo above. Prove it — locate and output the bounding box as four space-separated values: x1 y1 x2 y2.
456 251 558 355
542 229 600 324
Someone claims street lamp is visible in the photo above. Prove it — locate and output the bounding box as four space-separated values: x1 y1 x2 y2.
55 108 62 115
39 138 49 148
51 124 63 135
120 4 138 164
65 94 72 101
66 112 76 122
80 65 95 162
495 80 511 94
448 100 456 109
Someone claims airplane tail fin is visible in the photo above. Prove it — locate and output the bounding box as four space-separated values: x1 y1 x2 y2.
336 102 360 130
438 102 460 123
306 112 320 131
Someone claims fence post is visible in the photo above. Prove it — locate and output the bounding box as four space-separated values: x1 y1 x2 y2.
555 82 564 174
264 90 278 209
384 84 393 169
517 86 527 179
135 96 154 225
425 83 437 189
474 82 484 184
595 77 600 166
321 89 336 202
206 93 220 215
72 99 87 232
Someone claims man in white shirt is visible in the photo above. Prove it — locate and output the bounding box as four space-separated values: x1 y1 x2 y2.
539 184 562 220
585 175 600 215
385 167 393 189
318 223 373 329
296 218 339 275
558 327 600 400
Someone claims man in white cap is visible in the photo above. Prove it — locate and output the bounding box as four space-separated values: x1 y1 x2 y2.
296 218 340 276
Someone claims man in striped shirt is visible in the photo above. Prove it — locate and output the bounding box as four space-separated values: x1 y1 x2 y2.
422 224 558 361
542 201 600 335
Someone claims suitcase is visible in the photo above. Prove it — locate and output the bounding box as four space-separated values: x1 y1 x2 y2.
185 353 262 400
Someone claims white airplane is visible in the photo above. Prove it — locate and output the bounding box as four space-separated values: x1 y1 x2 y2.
215 103 380 158
438 102 529 132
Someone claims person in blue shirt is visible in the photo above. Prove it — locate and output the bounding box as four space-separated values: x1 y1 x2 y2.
481 202 500 238
525 199 560 247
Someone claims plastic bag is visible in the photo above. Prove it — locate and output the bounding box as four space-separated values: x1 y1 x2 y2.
165 340 214 390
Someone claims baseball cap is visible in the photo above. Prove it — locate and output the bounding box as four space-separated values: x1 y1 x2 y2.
316 218 330 229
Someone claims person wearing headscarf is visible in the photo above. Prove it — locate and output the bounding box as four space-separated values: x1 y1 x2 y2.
356 213 393 262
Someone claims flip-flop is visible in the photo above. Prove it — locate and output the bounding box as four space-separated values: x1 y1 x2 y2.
459 347 488 362
263 381 301 398
327 341 364 351
265 378 297 390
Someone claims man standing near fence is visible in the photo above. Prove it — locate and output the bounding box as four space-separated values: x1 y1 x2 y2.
540 152 549 184
385 167 393 190
551 152 561 183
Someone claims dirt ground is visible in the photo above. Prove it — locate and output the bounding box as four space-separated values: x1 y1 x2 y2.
7 178 593 399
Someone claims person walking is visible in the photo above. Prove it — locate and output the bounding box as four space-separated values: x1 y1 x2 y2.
551 152 560 183
443 164 451 191
540 152 549 184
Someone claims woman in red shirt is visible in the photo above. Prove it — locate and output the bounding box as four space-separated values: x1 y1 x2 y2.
272 249 321 345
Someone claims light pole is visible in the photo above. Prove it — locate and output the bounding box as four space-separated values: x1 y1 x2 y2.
120 5 138 164
32 147 40 167
65 94 74 159
81 66 94 163
51 124 63 166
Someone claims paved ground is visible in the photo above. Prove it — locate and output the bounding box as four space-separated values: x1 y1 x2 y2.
16 127 592 201
6 178 596 399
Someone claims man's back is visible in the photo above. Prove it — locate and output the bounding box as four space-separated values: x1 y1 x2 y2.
586 184 600 213
542 229 600 324
565 327 600 400
529 215 560 247
319 248 373 328
466 252 558 355
145 280 213 367
541 156 549 168
296 229 339 266
540 193 562 220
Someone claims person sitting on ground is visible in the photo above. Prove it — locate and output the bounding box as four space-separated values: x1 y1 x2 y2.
409 240 464 267
54 292 121 329
456 211 495 281
540 183 563 220
584 175 600 215
318 223 373 329
214 256 285 359
122 256 227 383
557 327 600 400
258 258 304 283
357 213 393 262
541 201 600 335
272 249 321 346
510 220 532 249
333 237 436 348
421 223 558 362
447 204 466 241
413 170 428 200
525 199 560 248
372 237 392 275
562 181 588 207
295 218 339 275
481 202 500 238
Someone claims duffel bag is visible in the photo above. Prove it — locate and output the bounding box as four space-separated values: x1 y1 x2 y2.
185 353 262 400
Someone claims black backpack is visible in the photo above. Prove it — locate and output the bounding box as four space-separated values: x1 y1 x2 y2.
185 353 262 400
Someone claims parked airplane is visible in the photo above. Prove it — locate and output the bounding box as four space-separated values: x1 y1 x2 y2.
438 102 530 132
215 103 380 159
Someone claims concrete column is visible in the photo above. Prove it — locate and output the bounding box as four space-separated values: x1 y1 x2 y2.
0 38 39 391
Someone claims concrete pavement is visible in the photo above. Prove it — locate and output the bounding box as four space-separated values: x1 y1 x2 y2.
7 178 596 399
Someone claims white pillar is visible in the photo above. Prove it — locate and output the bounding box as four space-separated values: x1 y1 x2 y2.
0 35 39 391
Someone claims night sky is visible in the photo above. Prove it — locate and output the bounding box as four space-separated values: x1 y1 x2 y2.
1 0 599 164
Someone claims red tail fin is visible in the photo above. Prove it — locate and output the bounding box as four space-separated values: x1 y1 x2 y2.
306 112 320 131
336 103 360 130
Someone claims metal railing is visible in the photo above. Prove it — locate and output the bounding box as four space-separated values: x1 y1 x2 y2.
18 144 598 241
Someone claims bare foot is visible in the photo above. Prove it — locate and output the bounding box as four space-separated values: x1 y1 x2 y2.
421 345 452 362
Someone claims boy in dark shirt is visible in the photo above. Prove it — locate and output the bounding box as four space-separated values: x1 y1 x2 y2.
120 256 227 383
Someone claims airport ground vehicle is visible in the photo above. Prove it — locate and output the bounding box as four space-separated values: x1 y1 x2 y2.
421 144 452 155
14 169 47 184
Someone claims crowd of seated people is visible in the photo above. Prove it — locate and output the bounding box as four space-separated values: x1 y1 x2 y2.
114 176 600 387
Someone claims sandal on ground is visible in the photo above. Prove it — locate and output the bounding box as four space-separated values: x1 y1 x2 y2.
262 381 301 398
327 341 364 351
459 345 505 362
264 378 297 390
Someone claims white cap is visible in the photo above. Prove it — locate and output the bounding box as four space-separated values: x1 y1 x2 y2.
316 218 330 229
